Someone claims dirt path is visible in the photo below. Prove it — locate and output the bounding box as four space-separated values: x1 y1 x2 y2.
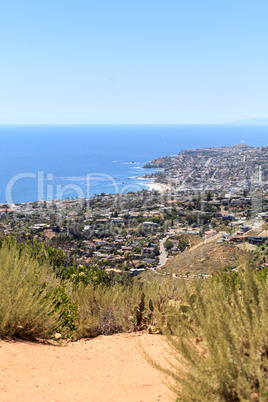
189 233 221 252
0 333 173 402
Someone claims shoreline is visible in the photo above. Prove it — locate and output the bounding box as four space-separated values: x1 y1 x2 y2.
1 174 168 205
0 184 166 206
134 175 169 193
144 181 168 193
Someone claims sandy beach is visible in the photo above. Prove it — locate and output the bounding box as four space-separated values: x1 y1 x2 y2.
135 177 168 193
145 182 166 192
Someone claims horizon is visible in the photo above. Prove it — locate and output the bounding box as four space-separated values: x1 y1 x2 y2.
0 1 268 125
1 118 268 127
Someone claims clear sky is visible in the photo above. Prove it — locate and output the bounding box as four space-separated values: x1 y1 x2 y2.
0 0 267 124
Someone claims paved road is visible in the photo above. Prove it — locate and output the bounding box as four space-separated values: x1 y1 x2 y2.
157 236 168 268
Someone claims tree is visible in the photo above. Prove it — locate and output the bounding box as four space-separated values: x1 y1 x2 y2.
185 213 198 226
204 203 214 212
187 202 193 211
206 191 212 201
164 239 173 251
178 239 189 252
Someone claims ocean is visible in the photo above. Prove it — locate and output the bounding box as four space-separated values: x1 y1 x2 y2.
0 124 267 204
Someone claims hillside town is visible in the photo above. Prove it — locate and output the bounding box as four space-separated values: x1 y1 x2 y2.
143 144 268 193
1 145 268 278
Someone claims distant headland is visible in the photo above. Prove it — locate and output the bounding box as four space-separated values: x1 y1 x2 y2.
142 144 268 194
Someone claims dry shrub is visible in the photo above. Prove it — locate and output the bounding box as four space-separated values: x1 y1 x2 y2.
98 308 123 335
151 265 268 401
73 284 125 339
0 241 61 339
73 275 185 339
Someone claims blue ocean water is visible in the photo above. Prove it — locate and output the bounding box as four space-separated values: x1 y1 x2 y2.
0 124 267 203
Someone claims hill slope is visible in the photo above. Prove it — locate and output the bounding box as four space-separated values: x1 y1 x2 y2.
164 238 249 274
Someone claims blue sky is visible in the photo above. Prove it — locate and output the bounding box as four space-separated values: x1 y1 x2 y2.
0 0 267 124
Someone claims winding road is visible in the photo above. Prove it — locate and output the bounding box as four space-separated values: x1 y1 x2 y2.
157 236 168 268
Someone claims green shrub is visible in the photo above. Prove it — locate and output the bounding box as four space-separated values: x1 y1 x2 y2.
73 275 184 339
52 285 78 335
152 266 268 401
73 284 125 339
164 239 174 251
0 241 62 339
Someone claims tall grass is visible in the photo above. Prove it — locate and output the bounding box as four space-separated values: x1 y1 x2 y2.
73 275 185 339
0 242 62 339
151 266 268 401
4 236 268 401
0 238 185 340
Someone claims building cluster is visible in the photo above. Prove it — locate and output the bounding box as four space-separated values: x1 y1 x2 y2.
1 144 268 276
144 144 268 193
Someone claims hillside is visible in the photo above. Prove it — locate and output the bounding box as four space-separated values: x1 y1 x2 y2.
163 238 249 275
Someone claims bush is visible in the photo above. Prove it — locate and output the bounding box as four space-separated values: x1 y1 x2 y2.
164 239 174 251
73 284 128 339
0 241 62 339
0 237 185 340
153 266 268 401
73 275 184 339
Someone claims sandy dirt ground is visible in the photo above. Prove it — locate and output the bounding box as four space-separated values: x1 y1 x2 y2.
235 242 257 251
0 333 173 402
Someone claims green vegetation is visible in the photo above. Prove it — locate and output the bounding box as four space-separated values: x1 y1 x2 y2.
149 265 268 401
1 235 268 400
164 238 174 251
73 274 182 340
0 241 61 339
0 237 181 340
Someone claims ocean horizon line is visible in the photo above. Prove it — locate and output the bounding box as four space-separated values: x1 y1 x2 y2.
1 121 268 127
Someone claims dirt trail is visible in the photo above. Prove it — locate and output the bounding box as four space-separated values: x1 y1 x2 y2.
189 233 221 252
0 333 173 402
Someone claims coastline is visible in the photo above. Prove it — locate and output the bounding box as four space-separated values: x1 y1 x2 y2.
2 125 268 204
143 181 168 193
